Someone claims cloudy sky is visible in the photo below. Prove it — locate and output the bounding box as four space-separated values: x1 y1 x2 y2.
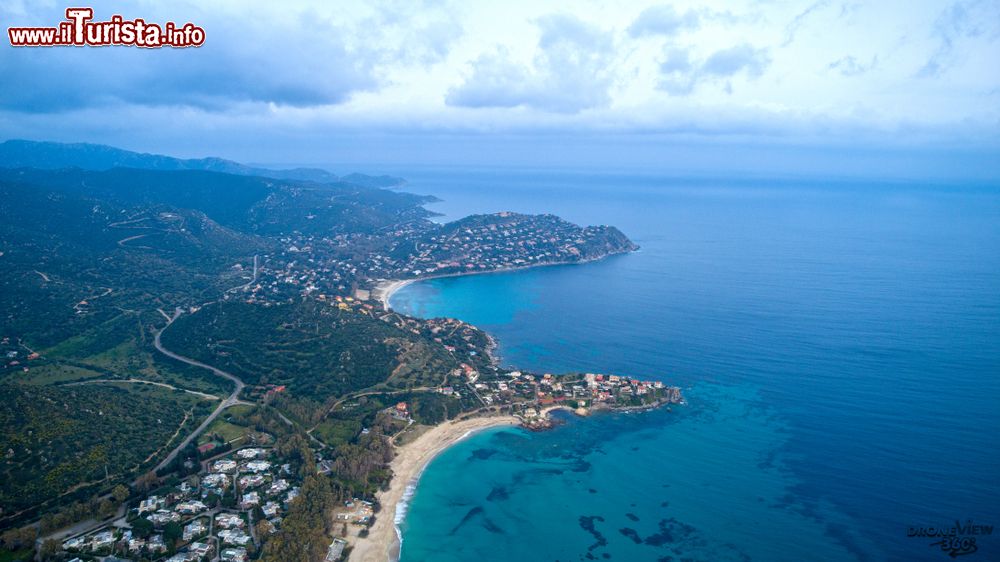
1 0 998 177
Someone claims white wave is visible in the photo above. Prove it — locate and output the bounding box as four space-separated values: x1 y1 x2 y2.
392 428 480 558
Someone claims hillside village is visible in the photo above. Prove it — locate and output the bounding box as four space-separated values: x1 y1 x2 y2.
224 212 637 305
51 357 681 562
57 445 318 562
0 146 670 562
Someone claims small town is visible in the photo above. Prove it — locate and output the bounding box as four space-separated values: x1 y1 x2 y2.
53 444 327 562
459 365 684 429
49 363 681 562
223 212 636 306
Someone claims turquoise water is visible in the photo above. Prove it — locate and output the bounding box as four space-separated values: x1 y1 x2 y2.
389 168 1000 562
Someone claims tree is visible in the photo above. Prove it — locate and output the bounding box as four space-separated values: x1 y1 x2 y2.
0 526 37 550
163 521 183 551
111 483 130 503
99 498 117 518
204 491 220 508
255 519 273 542
132 517 154 539
39 539 60 560
260 474 336 562
136 471 158 492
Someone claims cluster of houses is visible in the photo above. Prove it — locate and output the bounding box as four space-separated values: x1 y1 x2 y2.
220 212 628 308
59 447 305 562
399 212 614 278
1 337 39 373
464 367 684 422
581 372 681 404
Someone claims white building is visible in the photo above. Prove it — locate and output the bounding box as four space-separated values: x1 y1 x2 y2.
237 448 265 459
215 513 245 529
221 547 249 562
212 459 238 473
244 460 271 473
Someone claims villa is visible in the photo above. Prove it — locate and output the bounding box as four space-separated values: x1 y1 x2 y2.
237 448 265 459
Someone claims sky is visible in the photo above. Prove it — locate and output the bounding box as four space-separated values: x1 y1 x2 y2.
1 0 998 179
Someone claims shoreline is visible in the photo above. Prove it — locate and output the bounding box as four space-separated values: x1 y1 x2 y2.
372 279 415 311
355 249 639 561
347 415 519 562
372 250 633 312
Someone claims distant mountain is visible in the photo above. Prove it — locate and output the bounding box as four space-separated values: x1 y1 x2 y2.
0 139 405 188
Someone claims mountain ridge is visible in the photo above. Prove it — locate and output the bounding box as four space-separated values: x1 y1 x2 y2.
0 139 405 188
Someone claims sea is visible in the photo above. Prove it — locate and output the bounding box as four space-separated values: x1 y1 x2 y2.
373 165 999 562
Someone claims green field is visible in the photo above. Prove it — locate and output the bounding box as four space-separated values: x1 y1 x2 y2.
15 363 105 386
311 418 363 448
197 419 253 446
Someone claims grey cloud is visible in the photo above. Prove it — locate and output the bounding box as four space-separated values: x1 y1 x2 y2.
0 4 382 113
446 14 614 113
628 5 701 37
0 0 467 114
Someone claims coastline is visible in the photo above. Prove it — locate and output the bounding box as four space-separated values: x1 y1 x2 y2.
373 279 415 311
355 249 639 561
347 415 520 562
372 250 633 312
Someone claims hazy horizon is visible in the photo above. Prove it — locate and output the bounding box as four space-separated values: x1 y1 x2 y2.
3 0 998 181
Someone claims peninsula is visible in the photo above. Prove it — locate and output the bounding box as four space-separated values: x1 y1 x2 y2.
0 141 679 562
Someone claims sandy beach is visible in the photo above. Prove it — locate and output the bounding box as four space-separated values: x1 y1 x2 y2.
372 253 631 312
347 415 520 562
373 279 414 311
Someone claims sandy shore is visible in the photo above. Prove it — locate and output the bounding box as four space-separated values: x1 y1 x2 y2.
372 252 633 313
373 279 414 311
348 415 520 562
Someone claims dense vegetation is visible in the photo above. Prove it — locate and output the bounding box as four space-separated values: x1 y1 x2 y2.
0 384 213 517
0 141 640 545
161 300 461 404
259 473 337 562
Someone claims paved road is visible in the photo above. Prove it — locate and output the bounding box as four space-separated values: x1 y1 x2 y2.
65 378 221 400
226 254 259 294
150 309 246 475
32 309 249 548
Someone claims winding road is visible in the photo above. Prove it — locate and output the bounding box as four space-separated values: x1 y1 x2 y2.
150 308 248 475
36 308 253 544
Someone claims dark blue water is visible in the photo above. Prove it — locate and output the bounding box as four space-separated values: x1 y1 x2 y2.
388 167 1000 562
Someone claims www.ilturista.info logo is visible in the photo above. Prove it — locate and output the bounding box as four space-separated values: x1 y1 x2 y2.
8 8 204 48
908 520 994 558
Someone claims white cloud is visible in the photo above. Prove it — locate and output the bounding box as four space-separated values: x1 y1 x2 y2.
828 55 878 77
918 0 1000 78
446 13 615 113
0 0 996 150
627 5 701 37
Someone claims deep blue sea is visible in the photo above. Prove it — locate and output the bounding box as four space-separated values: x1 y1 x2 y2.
382 166 1000 562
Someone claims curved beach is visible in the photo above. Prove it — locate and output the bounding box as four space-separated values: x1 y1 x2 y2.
348 415 519 562
373 253 631 312
373 279 414 311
